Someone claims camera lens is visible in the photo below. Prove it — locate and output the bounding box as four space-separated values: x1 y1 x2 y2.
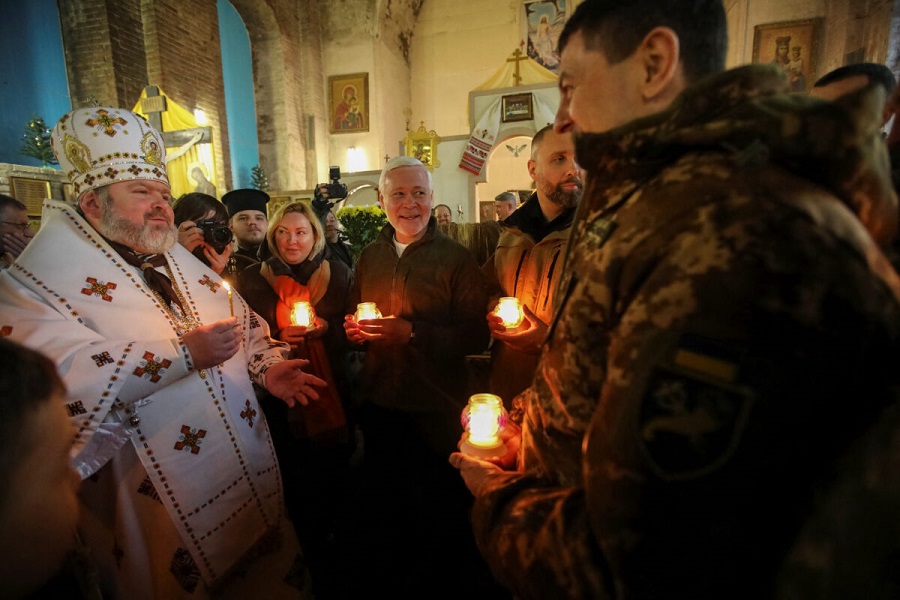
209 225 232 246
195 219 233 252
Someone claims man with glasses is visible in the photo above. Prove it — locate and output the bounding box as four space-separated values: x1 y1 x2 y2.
0 194 33 269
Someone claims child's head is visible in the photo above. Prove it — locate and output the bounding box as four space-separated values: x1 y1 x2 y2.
792 46 801 58
0 339 80 599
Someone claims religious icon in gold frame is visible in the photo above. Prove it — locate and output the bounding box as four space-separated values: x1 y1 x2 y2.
752 18 822 94
329 73 369 134
403 122 442 170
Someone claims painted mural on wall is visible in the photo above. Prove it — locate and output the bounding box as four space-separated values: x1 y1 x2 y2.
522 0 568 74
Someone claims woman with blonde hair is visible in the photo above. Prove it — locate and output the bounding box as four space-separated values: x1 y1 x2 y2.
235 200 353 598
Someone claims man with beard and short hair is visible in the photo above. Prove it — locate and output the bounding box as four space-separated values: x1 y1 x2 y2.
0 106 325 599
482 124 583 404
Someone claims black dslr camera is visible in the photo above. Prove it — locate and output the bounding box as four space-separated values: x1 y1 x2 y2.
195 219 233 254
324 166 348 200
312 166 349 217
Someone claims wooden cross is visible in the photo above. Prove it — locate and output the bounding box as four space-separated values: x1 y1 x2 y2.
506 48 528 86
140 85 212 149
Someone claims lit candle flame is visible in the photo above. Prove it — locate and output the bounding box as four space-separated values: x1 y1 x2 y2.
355 302 381 322
462 393 506 449
494 297 524 329
223 281 234 317
291 301 315 327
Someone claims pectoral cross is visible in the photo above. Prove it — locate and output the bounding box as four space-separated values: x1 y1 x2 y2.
506 48 528 86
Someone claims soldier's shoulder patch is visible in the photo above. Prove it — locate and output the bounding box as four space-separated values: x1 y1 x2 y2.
585 216 617 249
638 335 753 481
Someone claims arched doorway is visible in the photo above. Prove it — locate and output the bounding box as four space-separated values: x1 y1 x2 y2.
475 133 533 222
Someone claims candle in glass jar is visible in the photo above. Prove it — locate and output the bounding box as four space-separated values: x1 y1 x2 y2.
494 297 524 329
291 301 315 327
460 393 508 458
355 302 382 322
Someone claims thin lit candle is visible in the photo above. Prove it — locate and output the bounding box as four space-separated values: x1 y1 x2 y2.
223 281 234 317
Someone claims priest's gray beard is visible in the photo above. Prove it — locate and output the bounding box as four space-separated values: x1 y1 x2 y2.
97 188 176 254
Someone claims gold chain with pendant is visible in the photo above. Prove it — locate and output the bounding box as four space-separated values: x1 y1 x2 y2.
141 261 202 336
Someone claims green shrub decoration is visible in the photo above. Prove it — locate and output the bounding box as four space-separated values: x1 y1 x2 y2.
336 204 387 261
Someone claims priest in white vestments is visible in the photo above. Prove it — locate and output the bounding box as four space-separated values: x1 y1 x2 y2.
0 107 324 599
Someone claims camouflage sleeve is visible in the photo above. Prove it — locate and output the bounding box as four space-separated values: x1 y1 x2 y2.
470 471 612 599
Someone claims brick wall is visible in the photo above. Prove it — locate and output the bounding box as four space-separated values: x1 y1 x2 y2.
142 0 231 191
53 0 368 196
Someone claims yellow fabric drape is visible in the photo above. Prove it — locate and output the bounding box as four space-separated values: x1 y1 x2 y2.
474 52 558 91
133 88 217 199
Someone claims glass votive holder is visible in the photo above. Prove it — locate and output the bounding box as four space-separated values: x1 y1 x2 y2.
494 297 524 330
460 393 508 458
355 302 382 322
291 301 315 327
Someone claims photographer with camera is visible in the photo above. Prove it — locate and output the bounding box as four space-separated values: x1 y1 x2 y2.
172 192 233 276
312 166 354 270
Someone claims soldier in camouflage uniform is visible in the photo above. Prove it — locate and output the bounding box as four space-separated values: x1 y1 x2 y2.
450 1 900 598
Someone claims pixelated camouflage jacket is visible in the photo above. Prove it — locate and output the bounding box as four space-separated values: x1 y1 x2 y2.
470 65 900 599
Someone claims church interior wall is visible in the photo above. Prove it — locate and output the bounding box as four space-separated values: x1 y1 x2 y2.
409 0 522 137
323 37 378 175
141 0 232 192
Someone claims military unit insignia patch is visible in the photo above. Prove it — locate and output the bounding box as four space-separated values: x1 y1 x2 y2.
638 334 752 480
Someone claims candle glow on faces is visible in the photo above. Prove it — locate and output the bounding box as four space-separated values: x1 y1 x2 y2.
355 302 382 322
460 393 508 459
494 297 524 329
291 301 315 327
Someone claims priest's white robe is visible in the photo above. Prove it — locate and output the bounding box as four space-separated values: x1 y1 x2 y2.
0 200 310 598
